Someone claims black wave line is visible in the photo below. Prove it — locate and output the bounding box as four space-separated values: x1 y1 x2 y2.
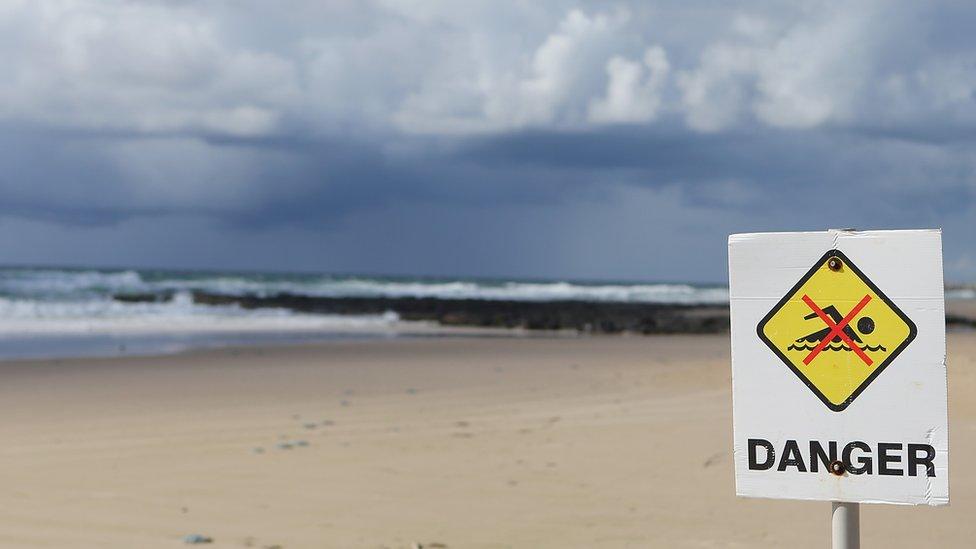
787 343 887 352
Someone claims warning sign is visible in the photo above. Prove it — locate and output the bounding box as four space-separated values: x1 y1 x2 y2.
757 250 917 411
728 229 948 506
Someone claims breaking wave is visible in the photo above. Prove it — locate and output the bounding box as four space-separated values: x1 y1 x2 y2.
0 267 729 339
0 267 730 304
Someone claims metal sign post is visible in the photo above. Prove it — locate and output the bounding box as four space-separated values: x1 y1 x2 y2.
831 502 859 549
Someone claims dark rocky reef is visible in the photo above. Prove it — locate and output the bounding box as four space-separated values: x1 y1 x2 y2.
113 291 175 303
111 290 976 334
946 315 976 329
124 291 729 334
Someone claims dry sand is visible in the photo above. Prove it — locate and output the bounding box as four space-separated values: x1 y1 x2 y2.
1 332 974 548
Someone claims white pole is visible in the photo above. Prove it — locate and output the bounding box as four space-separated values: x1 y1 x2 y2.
831 502 860 549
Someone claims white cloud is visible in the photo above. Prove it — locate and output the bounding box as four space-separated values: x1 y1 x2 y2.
675 9 865 132
676 41 756 132
504 9 624 126
1 1 976 140
0 1 297 136
674 3 976 133
750 8 870 128
588 46 670 124
394 9 639 133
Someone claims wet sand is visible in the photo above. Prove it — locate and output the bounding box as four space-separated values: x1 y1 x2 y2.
0 333 974 547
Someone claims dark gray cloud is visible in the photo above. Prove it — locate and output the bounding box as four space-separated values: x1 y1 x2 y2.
0 1 974 282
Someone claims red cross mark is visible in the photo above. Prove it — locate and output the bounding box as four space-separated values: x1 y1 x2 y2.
800 294 873 366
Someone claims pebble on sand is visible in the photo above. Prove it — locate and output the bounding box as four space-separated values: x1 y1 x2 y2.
275 440 309 450
183 534 213 544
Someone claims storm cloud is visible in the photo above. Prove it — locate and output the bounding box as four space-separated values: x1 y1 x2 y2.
1 1 975 281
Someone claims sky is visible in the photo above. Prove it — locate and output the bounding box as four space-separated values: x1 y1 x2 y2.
1 1 975 284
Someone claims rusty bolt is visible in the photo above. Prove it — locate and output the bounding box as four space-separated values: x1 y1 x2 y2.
827 257 842 271
829 460 845 476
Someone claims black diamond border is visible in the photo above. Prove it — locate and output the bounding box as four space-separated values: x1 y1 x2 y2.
756 249 918 412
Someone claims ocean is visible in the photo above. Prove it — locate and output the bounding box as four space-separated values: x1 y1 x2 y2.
0 266 969 360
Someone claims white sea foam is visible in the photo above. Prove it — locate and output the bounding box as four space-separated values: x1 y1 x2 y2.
0 291 402 336
149 276 730 304
0 268 147 297
0 268 732 305
947 287 976 300
283 279 731 303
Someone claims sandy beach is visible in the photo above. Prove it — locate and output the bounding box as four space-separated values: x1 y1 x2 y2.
1 333 973 548
4 0 976 546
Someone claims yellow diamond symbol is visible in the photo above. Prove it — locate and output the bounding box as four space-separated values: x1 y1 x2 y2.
757 249 917 411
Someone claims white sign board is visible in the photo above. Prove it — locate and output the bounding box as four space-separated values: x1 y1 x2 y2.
729 229 948 505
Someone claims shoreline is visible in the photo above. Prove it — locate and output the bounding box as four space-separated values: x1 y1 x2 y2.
2 296 974 362
0 323 583 363
0 328 736 364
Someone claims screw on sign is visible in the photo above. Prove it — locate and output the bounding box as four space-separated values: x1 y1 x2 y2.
729 230 948 548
